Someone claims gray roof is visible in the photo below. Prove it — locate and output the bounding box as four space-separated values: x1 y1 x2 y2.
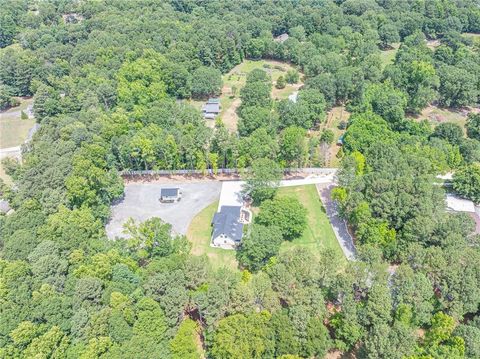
208 98 220 104
160 188 179 197
212 206 243 242
203 102 220 114
274 33 289 43
0 199 11 213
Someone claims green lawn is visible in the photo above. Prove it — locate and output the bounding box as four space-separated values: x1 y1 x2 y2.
186 184 346 270
186 200 238 270
0 98 35 149
276 185 346 264
379 43 399 69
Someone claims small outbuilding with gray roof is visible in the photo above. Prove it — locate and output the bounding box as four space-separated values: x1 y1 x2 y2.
160 188 182 203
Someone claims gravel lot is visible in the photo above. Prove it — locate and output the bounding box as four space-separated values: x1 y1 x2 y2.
106 182 221 239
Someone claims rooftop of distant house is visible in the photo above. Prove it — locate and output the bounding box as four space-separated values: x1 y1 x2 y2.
203 98 221 117
0 199 12 214
274 33 289 43
446 193 476 213
212 206 243 242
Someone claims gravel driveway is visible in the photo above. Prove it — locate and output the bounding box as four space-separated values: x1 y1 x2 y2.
106 182 222 239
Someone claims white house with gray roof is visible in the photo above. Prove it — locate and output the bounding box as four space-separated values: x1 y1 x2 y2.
211 206 244 249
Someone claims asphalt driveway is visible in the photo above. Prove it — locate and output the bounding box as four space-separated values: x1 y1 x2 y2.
106 182 222 239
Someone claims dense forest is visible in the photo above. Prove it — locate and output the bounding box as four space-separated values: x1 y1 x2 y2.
1 0 480 358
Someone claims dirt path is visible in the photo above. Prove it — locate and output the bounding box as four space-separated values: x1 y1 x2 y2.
221 98 241 132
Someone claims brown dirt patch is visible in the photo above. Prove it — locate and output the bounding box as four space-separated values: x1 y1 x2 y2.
222 98 241 132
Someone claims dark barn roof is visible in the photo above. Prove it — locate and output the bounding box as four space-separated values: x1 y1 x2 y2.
160 188 179 197
212 206 243 242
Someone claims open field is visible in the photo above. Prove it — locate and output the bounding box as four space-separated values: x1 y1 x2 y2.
0 98 35 149
410 105 480 134
276 185 346 262
186 200 237 270
379 43 399 69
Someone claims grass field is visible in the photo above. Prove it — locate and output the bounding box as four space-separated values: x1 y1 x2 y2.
410 105 475 134
186 200 238 270
0 98 35 149
276 185 346 263
379 43 399 69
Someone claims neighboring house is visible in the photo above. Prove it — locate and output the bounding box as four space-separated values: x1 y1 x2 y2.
160 188 182 203
202 98 221 119
446 193 480 235
274 33 289 43
446 193 475 213
0 199 13 215
211 206 244 249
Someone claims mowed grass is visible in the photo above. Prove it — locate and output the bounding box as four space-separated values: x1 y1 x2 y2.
186 200 238 270
379 43 399 69
0 98 35 149
276 185 346 264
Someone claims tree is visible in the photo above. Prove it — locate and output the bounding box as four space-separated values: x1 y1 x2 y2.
466 113 480 140
210 313 274 359
255 196 307 240
452 164 480 203
362 82 408 127
170 319 201 359
276 75 286 89
431 122 464 145
379 23 400 49
33 84 61 121
304 318 331 358
237 224 283 272
279 127 307 167
0 84 17 110
320 129 335 145
123 217 190 259
117 52 168 111
285 70 300 84
243 158 282 204
191 66 222 98
438 65 478 108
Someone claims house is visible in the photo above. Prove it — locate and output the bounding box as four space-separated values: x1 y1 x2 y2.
0 199 13 215
274 33 289 43
160 188 182 203
446 193 475 213
211 206 244 249
202 98 221 119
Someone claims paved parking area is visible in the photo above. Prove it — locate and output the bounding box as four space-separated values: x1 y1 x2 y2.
106 182 221 239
